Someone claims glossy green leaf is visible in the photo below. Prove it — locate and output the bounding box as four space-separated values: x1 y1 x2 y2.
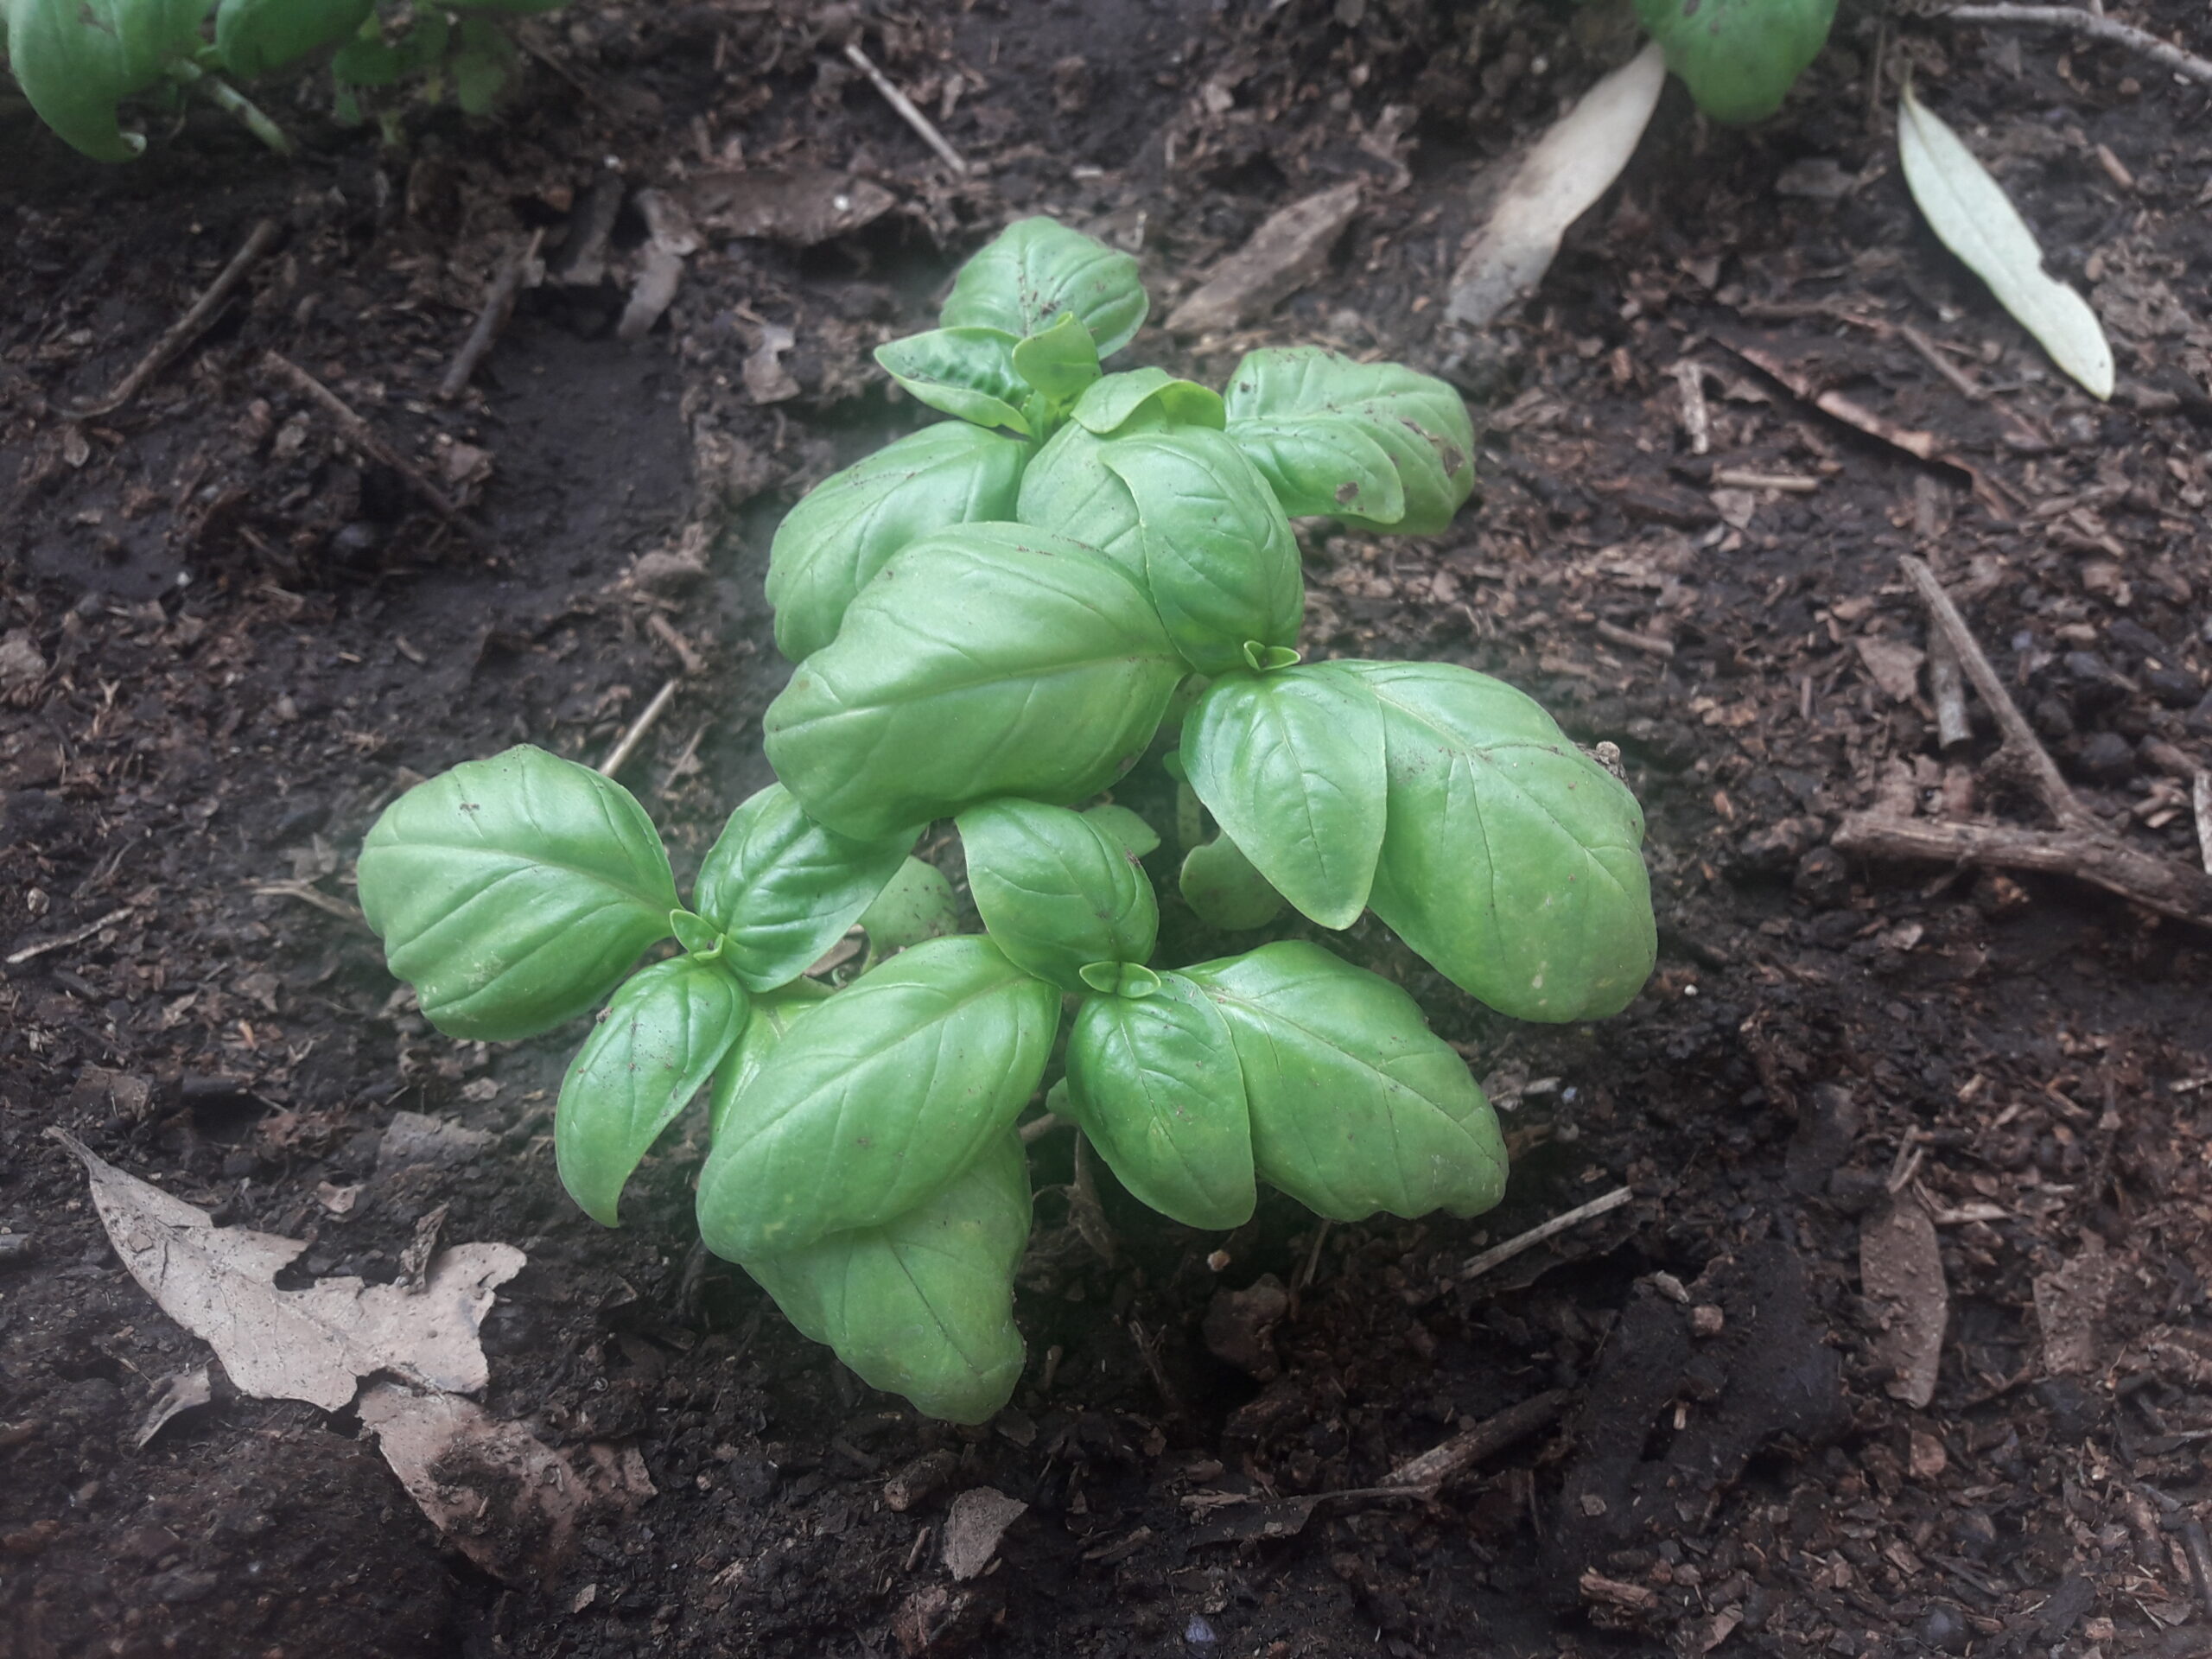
874 327 1033 434
695 936 1059 1258
1083 804 1161 860
1065 972 1254 1230
1227 415 1406 523
555 957 747 1228
669 909 728 959
707 982 830 1142
1183 941 1506 1223
692 783 917 994
766 422 1030 663
6 0 212 160
358 746 679 1041
957 798 1157 994
449 19 511 115
1069 368 1226 436
213 0 373 77
1079 962 1161 997
1341 660 1656 1021
1102 429 1305 675
1010 310 1102 404
941 215 1148 358
1180 662 1384 930
741 1128 1031 1425
1222 348 1476 534
764 523 1185 841
330 7 445 83
1179 835 1284 931
1636 0 1835 124
1013 419 1147 577
858 857 960 954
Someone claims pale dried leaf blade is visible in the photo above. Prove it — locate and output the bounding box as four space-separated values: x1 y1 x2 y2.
134 1366 213 1451
50 1128 522 1412
1447 42 1665 329
359 1383 655 1585
1897 81 2113 400
1859 1189 1948 1408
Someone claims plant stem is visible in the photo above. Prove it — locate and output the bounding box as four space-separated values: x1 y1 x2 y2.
164 60 295 156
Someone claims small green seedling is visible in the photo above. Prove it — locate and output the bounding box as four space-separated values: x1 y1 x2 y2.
1635 0 1838 124
358 217 1658 1424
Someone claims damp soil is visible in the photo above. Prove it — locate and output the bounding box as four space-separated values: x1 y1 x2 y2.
6 3 2212 1656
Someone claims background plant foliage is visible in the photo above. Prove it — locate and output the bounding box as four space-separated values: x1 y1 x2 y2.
1 0 563 158
356 218 1659 1425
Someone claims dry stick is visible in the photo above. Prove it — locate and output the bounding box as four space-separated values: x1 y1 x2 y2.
261 353 493 550
1834 556 2212 924
71 219 281 419
439 230 543 402
597 677 681 778
1939 4 2212 86
1899 555 2091 832
1382 1389 1571 1493
1594 620 1675 659
843 41 969 174
4 906 135 969
1901 324 1987 403
1410 1185 1634 1306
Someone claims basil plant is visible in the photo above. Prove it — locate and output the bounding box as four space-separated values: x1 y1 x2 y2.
357 217 1657 1425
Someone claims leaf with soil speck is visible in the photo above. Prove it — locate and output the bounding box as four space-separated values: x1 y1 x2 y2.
1897 79 2113 400
50 1128 522 1413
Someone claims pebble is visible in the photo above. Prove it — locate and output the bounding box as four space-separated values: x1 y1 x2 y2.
2075 730 2136 785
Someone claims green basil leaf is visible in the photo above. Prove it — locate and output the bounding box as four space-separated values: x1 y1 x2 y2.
1226 414 1406 524
1101 429 1304 675
874 327 1032 434
764 523 1185 840
692 783 917 994
1180 662 1384 929
1070 369 1227 436
1065 972 1254 1230
957 798 1156 994
1178 835 1284 931
1013 418 1147 578
449 20 512 115
1637 0 1835 124
941 215 1148 358
695 936 1059 1258
766 422 1029 663
1223 348 1476 534
1009 310 1102 404
329 29 401 85
1183 941 1505 1222
7 0 211 160
213 0 373 76
1342 660 1656 1021
358 746 680 1040
669 909 728 959
1083 804 1161 860
741 1128 1030 1425
1079 962 1161 997
554 957 747 1228
707 982 830 1142
858 857 960 954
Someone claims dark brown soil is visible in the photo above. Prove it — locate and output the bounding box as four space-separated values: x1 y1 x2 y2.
7 3 2212 1656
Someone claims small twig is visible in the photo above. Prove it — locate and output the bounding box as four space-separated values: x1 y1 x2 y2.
843 41 969 174
1711 469 1820 493
1670 359 1711 456
1900 324 1986 403
1017 1111 1068 1145
250 880 369 930
645 612 707 676
1834 812 2212 924
5 906 135 969
262 352 493 550
1929 632 1972 752
1413 1185 1634 1305
70 219 281 418
1292 1219 1332 1298
597 677 681 778
2183 1516 2212 1624
440 230 543 401
1938 5 2212 86
1900 556 2089 832
2195 772 2212 878
1594 620 1675 659
1381 1389 1569 1493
